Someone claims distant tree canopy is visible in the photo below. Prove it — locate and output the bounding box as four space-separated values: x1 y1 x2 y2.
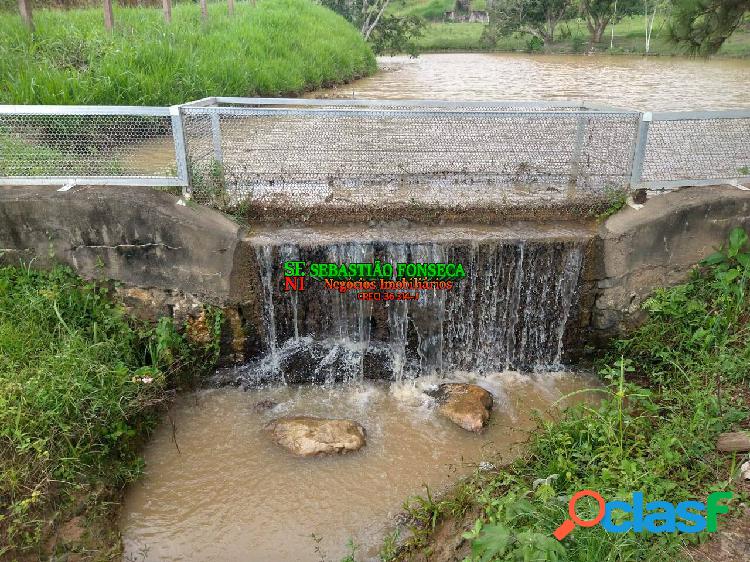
669 0 750 54
321 0 425 54
484 0 574 45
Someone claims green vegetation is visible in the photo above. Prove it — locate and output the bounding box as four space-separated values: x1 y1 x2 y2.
388 0 487 19
0 265 221 558
0 0 376 105
593 187 629 221
388 0 456 20
393 228 750 561
417 21 486 50
386 0 750 56
670 0 750 55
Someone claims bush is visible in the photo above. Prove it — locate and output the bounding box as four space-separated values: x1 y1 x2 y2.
0 265 221 556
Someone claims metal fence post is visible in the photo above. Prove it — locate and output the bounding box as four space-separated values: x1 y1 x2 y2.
170 105 191 198
629 111 652 188
569 115 588 189
210 111 223 164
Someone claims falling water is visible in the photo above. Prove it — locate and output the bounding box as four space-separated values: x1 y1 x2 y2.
244 236 585 384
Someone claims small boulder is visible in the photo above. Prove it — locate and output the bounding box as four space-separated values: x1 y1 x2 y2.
717 431 750 453
265 416 366 457
740 459 750 481
427 383 493 432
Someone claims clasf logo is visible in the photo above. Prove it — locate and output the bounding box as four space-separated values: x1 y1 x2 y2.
553 490 733 540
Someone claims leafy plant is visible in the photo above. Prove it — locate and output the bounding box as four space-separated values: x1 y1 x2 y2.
393 228 750 561
594 187 628 221
0 265 222 555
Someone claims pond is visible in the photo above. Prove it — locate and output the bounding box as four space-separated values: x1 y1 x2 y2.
121 373 599 562
317 53 750 110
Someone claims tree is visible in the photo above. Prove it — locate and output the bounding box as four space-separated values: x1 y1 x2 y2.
103 0 114 31
322 0 424 52
485 0 574 46
17 0 33 31
369 14 425 55
163 0 172 23
669 0 750 55
321 0 391 40
579 0 640 43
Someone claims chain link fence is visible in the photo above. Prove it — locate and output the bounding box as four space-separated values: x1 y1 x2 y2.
181 98 642 208
0 105 187 187
638 111 750 189
1 98 748 206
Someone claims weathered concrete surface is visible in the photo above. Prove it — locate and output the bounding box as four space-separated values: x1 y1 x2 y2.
590 185 750 337
3 183 750 363
0 184 249 309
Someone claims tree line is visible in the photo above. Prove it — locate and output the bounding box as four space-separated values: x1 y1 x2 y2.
483 0 749 54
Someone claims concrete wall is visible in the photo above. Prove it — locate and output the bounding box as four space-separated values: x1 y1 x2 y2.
2 183 749 360
0 184 252 322
589 185 750 339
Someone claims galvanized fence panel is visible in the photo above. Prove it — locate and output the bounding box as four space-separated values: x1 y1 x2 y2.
637 110 750 190
0 105 187 188
1 98 749 205
181 98 641 207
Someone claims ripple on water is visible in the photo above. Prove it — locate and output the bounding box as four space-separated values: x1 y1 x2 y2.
121 371 600 562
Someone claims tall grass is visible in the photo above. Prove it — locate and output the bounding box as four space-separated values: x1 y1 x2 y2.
0 0 376 105
0 265 220 557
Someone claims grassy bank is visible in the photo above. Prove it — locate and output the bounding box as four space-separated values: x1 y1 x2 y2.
0 265 220 558
412 15 750 56
0 0 376 105
391 228 750 561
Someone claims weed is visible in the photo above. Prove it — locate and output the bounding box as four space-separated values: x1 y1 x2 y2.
394 228 750 561
594 187 629 221
0 265 222 556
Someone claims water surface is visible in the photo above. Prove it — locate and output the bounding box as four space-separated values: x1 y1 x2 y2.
317 53 750 110
121 372 599 562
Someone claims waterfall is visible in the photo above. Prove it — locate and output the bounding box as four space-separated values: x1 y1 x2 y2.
247 239 584 384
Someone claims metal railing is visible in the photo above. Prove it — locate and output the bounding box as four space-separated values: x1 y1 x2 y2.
181 97 642 206
0 105 188 187
1 98 748 205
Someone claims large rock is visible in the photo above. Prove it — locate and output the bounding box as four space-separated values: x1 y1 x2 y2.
427 383 493 432
265 416 366 457
717 431 750 453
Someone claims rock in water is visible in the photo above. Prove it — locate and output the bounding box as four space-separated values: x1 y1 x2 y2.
427 383 493 432
265 416 366 457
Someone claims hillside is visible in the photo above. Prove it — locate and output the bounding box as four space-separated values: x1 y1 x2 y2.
0 0 377 105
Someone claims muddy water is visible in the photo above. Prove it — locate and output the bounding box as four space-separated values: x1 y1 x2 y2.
132 53 750 174
121 372 599 562
318 53 750 110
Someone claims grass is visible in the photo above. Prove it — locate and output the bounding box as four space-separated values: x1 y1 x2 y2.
410 15 750 56
392 227 750 561
387 0 491 20
387 0 455 20
0 0 376 105
0 265 222 558
417 22 486 51
0 131 126 176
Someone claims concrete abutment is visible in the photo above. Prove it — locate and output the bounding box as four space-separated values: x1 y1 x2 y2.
2 184 749 366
